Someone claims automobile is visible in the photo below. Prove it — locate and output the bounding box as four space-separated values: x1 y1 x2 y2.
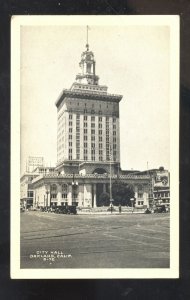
144 208 151 214
67 205 77 215
54 205 77 215
20 207 25 212
154 205 166 213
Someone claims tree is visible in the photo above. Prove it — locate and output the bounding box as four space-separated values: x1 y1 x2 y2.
112 181 135 206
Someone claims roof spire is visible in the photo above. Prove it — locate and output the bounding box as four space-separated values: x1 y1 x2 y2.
86 25 89 51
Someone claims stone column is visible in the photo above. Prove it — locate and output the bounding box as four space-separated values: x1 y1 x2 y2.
57 184 62 206
67 184 72 205
134 185 138 207
45 184 51 207
143 192 149 208
77 184 81 207
94 184 97 208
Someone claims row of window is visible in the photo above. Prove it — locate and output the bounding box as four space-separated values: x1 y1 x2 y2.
69 114 116 122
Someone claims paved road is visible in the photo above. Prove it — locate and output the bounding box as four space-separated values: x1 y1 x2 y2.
20 211 170 269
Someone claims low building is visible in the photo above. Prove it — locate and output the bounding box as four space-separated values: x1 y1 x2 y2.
20 167 55 209
133 167 170 210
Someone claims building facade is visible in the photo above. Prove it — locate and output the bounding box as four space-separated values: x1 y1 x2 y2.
29 40 151 209
134 167 170 210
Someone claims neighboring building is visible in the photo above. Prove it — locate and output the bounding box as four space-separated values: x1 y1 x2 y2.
20 167 55 208
133 167 170 209
30 38 151 209
20 173 36 209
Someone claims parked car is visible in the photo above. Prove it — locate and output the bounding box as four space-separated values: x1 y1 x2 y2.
154 205 166 213
54 205 77 215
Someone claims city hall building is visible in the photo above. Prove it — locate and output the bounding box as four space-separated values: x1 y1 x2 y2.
30 40 151 209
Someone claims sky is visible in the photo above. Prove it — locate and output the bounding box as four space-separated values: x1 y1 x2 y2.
20 22 170 175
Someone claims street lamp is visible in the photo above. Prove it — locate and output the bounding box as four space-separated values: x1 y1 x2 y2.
72 173 78 206
45 186 50 209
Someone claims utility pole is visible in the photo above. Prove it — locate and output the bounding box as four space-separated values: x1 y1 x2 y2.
109 145 113 206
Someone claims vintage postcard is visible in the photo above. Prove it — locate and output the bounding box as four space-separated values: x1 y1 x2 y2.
11 15 179 279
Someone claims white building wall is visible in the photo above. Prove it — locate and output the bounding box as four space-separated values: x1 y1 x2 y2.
84 184 92 207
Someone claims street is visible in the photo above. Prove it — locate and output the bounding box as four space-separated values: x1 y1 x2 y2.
20 211 170 269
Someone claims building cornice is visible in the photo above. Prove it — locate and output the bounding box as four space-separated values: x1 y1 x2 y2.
55 89 123 108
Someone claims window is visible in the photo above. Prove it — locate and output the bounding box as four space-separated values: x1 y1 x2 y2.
69 128 72 133
84 122 88 127
91 129 95 134
138 201 144 205
99 143 102 149
91 116 95 122
92 156 95 161
73 193 78 199
62 184 68 199
69 142 72 146
84 142 88 148
51 194 57 199
113 125 116 130
84 135 88 141
84 129 87 134
91 136 95 141
84 149 88 154
99 156 103 161
84 156 88 160
69 155 72 160
69 149 72 153
113 137 116 143
27 191 33 198
91 110 95 114
76 114 80 119
99 136 102 142
69 121 72 126
99 123 102 128
113 131 116 136
69 135 72 140
91 143 95 149
91 123 95 128
99 130 102 135
113 117 116 123
84 115 87 121
99 116 102 122
76 154 80 159
69 114 72 119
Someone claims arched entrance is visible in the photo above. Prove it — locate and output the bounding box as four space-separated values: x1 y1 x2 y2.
92 168 107 174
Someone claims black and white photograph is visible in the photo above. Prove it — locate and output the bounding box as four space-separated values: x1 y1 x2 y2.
11 15 179 279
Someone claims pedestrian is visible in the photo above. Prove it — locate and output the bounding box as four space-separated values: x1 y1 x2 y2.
119 204 121 214
110 204 113 213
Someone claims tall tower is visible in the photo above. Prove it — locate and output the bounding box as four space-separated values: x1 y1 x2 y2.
55 28 123 175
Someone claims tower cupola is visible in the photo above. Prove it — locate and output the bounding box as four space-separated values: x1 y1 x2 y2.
75 26 99 85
